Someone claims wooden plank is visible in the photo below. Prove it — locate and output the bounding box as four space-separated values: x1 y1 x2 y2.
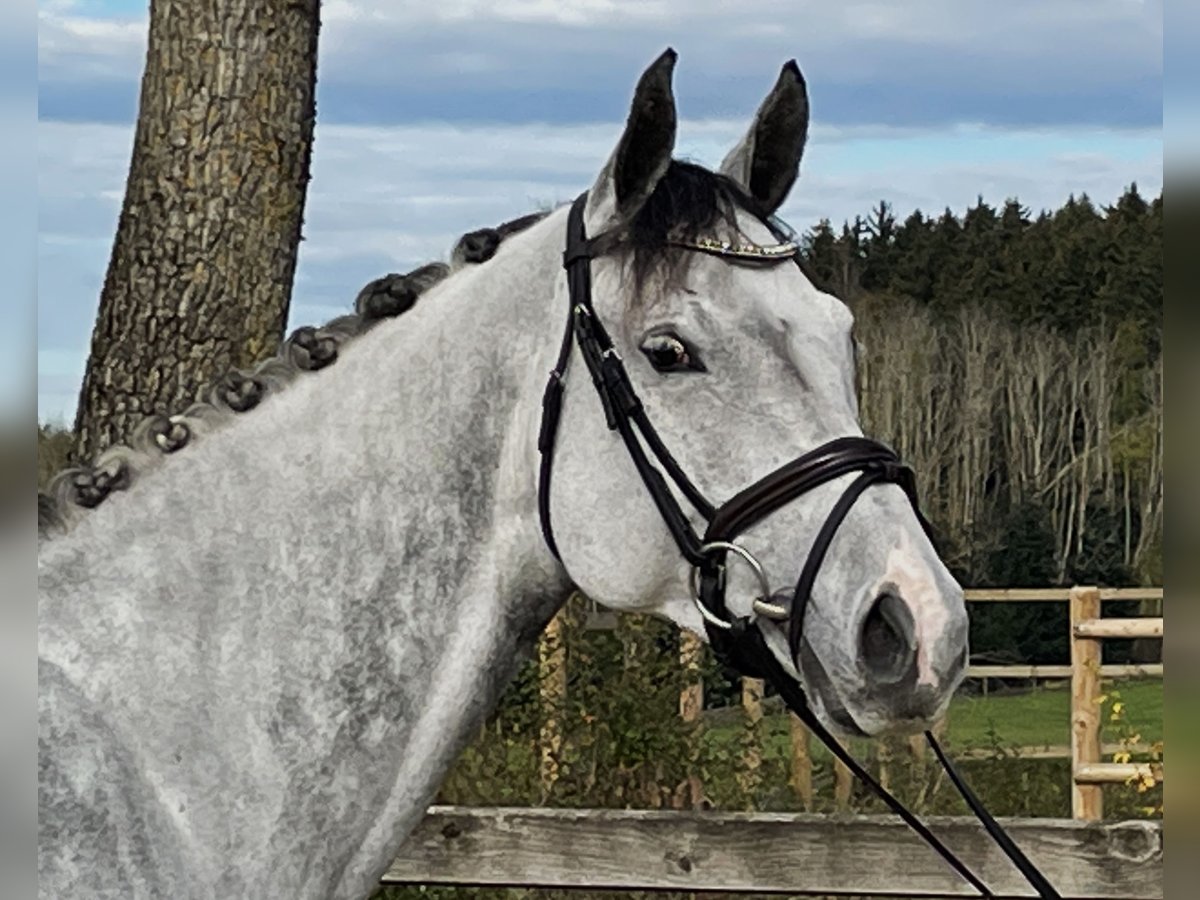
583 588 1166 629
1074 618 1163 640
967 663 1163 679
956 742 1159 761
1095 587 1165 601
386 806 1163 898
1076 762 1163 785
969 664 1073 678
964 587 1163 602
966 588 1073 601
1071 587 1103 821
1096 587 1164 601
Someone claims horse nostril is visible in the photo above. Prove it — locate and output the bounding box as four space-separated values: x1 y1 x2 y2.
860 591 917 684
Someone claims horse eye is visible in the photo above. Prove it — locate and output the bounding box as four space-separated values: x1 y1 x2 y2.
640 333 705 373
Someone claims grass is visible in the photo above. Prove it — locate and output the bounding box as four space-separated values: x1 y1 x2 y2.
705 676 1163 763
945 677 1163 750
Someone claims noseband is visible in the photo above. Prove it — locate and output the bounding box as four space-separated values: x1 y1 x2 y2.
533 191 1060 900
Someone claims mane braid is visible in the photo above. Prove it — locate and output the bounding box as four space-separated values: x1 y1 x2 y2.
38 170 756 541
38 210 550 542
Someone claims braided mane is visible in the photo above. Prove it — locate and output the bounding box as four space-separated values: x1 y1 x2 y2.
38 211 549 541
40 159 772 540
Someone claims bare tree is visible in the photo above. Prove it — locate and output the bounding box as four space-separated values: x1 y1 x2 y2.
72 0 321 462
855 295 1161 590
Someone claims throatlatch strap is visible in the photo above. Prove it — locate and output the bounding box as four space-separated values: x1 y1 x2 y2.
538 194 593 560
541 192 716 566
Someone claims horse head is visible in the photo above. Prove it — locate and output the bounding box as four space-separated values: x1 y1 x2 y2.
542 50 968 737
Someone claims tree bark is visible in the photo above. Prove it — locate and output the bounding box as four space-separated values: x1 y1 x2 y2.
72 0 321 462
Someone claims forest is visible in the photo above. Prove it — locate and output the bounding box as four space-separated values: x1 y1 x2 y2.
799 184 1162 665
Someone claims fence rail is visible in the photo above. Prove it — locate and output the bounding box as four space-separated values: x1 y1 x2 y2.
386 806 1163 898
1069 586 1164 820
966 663 1162 679
962 587 1163 602
577 585 1164 819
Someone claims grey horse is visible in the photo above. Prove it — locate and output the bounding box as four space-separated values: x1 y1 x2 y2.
39 50 968 899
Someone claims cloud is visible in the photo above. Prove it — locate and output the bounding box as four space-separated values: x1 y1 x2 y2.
38 5 146 82
37 0 1162 128
37 114 1162 422
34 0 1164 421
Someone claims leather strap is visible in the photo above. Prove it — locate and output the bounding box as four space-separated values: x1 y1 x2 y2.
539 193 716 568
706 436 908 540
721 619 1061 899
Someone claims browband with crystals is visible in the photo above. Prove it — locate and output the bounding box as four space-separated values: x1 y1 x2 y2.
668 235 800 260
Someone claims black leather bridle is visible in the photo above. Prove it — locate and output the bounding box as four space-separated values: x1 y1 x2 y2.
535 192 1061 899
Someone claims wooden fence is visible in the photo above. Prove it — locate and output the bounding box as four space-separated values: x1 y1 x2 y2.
1067 586 1163 821
387 806 1163 898
382 589 1164 897
573 585 1164 820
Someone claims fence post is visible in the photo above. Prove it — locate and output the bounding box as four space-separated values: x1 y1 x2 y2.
834 758 853 812
1070 585 1103 821
678 630 706 809
788 713 813 810
877 736 893 792
738 677 765 808
538 608 568 800
907 732 927 774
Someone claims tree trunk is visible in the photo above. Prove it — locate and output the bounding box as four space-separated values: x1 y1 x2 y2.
72 0 321 462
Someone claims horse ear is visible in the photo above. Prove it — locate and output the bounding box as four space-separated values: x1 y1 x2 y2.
585 48 678 234
719 60 809 215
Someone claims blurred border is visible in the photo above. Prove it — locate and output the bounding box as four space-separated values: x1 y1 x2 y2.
1 0 37 896
1163 0 1197 889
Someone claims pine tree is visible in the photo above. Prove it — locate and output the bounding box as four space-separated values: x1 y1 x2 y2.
860 200 897 291
994 199 1037 322
1096 183 1159 335
1044 193 1105 331
928 207 964 316
889 210 935 303
800 218 839 291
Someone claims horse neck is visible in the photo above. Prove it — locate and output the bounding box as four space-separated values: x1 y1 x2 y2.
42 212 571 616
37 212 575 898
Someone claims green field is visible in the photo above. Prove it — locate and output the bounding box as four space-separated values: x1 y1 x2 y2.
944 678 1163 750
708 677 1163 762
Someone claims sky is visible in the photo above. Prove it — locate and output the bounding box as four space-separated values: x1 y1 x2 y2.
35 0 1165 425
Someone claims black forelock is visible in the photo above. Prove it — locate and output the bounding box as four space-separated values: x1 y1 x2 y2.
452 160 785 297
612 160 774 295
